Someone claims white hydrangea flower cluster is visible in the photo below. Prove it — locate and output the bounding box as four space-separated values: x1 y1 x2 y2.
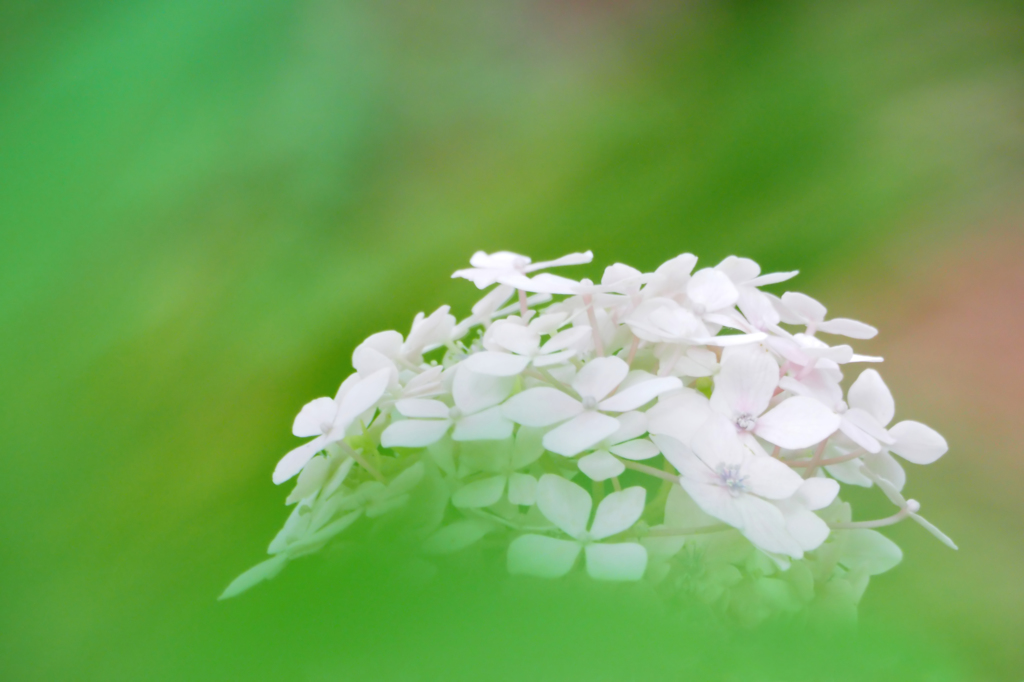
222 250 954 621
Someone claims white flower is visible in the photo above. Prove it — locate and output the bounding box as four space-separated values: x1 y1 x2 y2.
273 368 391 484
502 356 681 456
380 367 514 448
452 250 594 294
507 474 648 580
625 297 766 347
857 467 958 550
714 255 798 330
654 415 809 558
461 315 591 376
776 292 877 339
451 427 545 508
576 411 660 481
710 347 840 452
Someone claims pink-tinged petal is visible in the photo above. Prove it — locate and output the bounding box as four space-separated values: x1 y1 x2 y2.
584 543 648 581
507 473 538 506
572 356 629 402
526 250 594 272
793 477 840 510
502 387 582 427
609 438 660 461
843 407 893 445
888 420 948 464
451 475 507 508
578 450 626 481
691 414 748 468
535 474 592 538
607 411 648 445
651 434 707 481
909 511 958 550
507 535 582 578
755 396 840 449
847 369 895 426
590 486 646 540
863 451 906 491
218 555 288 600
710 349 779 419
380 419 452 448
647 389 713 446
816 318 877 339
292 397 336 437
783 509 831 551
838 417 882 454
334 368 391 430
599 376 682 413
452 367 515 414
734 495 804 558
744 456 804 500
838 529 903 574
780 292 827 324
488 322 540 356
395 398 449 419
463 351 531 377
452 406 514 441
687 268 739 311
541 326 592 353
543 411 621 457
273 436 327 485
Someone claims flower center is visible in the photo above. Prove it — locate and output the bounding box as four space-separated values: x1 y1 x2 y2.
448 406 463 420
581 396 598 410
735 413 756 431
715 464 748 496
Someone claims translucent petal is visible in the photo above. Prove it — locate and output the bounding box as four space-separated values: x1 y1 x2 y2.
584 543 648 581
746 270 799 287
755 396 840 449
532 349 575 367
511 273 583 295
511 426 546 469
273 436 327 485
395 398 450 419
292 397 337 437
507 473 538 506
651 434 705 480
380 418 451 448
452 367 515 414
488 322 540 356
334 368 391 430
452 406 514 441
541 326 591 353
888 420 948 464
744 457 804 500
715 255 761 282
572 356 629 401
837 529 903 574
607 411 648 445
663 484 719 528
542 411 621 457
218 555 288 600
838 417 882 454
793 477 840 510
847 369 894 426
863 450 907 491
507 534 581 578
780 292 827 323
784 509 831 551
590 486 646 540
422 519 495 555
598 376 682 413
687 268 739 311
710 349 779 419
690 415 747 468
451 475 507 508
526 250 594 272
501 387 582 427
816 318 878 339
646 389 713 446
535 474 592 538
462 351 531 377
577 450 625 481
609 438 660 461
734 495 804 558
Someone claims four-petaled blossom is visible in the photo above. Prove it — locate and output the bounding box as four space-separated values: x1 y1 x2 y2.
462 314 592 376
452 250 594 294
508 474 648 580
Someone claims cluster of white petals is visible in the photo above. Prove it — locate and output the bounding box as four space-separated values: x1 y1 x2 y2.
222 249 954 623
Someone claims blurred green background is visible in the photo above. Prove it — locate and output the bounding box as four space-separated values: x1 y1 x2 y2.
2 1 1023 679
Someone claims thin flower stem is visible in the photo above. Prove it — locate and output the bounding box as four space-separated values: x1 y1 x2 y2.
785 449 866 468
611 476 622 492
618 458 679 484
643 523 732 537
583 294 605 357
829 506 912 530
518 289 529 318
802 437 829 479
626 335 640 367
345 445 385 482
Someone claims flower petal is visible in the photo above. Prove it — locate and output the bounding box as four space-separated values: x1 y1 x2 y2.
598 376 682 413
218 555 288 600
541 326 592 354
607 410 648 445
507 535 582 578
462 351 531 377
380 419 452 448
273 436 327 485
572 356 629 401
646 389 713 446
734 495 804 558
526 250 594 272
888 420 948 464
452 405 514 441
451 475 507 508
543 411 621 457
793 477 840 510
535 474 592 538
609 438 660 461
292 397 336 437
423 519 495 555
862 450 906 491
487 322 540 356
837 529 903 574
816 318 878 339
744 456 804 500
687 268 739 311
452 367 515 414
511 426 546 469
755 396 840 449
780 292 827 324
590 486 646 539
710 349 779 419
501 387 582 427
584 543 648 581
395 398 450 419
783 508 831 551
577 450 626 482
847 369 895 426
334 368 391 430
507 473 538 506
690 414 747 468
